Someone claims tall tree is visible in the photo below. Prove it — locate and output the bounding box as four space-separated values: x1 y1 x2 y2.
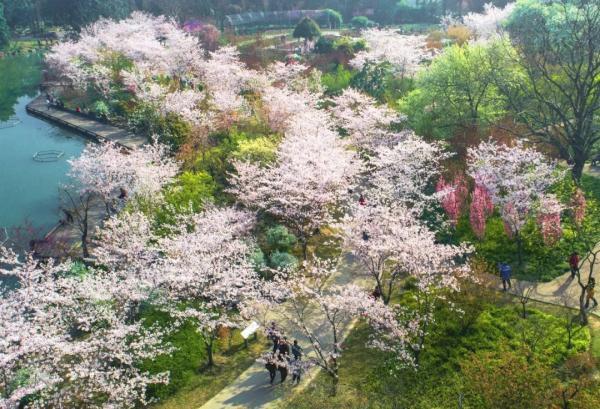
499 0 600 182
0 1 9 47
292 16 321 49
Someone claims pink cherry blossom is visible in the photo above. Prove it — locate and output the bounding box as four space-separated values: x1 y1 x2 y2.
350 29 429 76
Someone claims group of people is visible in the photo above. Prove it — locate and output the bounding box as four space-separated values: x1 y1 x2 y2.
45 93 65 110
264 322 304 386
498 252 598 309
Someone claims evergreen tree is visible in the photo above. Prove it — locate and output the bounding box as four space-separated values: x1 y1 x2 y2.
0 2 10 47
293 16 321 46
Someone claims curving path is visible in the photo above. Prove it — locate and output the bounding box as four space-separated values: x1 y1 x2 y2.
199 253 368 409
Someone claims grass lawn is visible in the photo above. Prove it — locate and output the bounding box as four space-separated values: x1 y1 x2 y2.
154 335 269 409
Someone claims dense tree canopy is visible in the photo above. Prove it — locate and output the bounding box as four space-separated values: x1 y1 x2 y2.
497 0 600 182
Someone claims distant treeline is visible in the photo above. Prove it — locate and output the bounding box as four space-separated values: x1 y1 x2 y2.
1 0 513 34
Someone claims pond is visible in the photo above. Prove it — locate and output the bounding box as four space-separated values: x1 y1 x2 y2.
0 55 87 242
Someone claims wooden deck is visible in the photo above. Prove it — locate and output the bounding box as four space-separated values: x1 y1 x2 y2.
26 96 146 150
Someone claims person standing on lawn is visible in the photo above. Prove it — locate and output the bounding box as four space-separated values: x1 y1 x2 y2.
500 262 512 291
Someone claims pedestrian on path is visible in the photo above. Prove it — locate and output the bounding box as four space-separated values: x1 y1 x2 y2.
264 353 277 385
500 262 512 291
585 278 598 309
278 363 289 383
291 339 303 361
267 322 280 353
277 337 290 358
291 358 302 385
569 252 580 278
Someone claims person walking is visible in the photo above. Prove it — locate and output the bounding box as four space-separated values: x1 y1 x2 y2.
264 353 277 385
291 358 302 385
585 278 598 309
500 262 512 291
569 252 580 278
291 340 303 361
267 322 280 353
277 337 290 358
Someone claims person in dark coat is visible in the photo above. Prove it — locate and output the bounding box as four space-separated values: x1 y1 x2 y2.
277 337 290 357
265 354 277 385
569 252 580 278
291 340 303 361
500 262 512 291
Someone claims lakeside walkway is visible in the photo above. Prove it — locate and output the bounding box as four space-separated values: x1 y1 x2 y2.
26 96 146 150
25 95 147 257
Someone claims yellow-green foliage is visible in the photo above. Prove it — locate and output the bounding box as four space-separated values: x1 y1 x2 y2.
230 137 277 163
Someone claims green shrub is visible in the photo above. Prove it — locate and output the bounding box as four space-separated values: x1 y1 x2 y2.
230 137 277 164
314 36 335 54
350 16 375 29
269 251 298 270
127 104 191 149
163 171 216 213
266 225 297 251
322 65 353 95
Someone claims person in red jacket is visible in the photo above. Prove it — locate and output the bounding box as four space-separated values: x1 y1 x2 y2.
569 252 580 279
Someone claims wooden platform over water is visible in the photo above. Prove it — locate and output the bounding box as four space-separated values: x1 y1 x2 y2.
26 96 146 150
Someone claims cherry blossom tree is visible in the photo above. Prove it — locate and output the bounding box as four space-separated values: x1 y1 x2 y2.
436 173 469 227
467 140 563 266
68 139 179 211
0 246 171 408
463 3 516 42
339 202 471 305
47 12 204 92
159 207 259 366
537 194 563 246
229 109 360 258
93 204 263 369
263 260 406 395
350 29 429 77
368 135 451 212
329 88 403 149
469 183 495 239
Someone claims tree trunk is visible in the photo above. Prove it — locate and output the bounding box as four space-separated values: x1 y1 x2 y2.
572 156 585 184
206 339 214 367
81 217 89 258
579 287 588 325
516 232 524 272
329 372 339 396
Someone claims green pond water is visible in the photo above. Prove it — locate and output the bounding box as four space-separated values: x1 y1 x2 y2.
0 55 87 237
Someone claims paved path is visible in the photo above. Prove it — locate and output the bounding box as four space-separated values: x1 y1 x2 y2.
503 264 599 318
200 253 367 409
26 96 146 150
35 195 106 259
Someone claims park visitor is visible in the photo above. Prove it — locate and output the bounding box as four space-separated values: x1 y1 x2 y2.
500 262 512 291
569 252 580 278
264 353 277 385
291 339 303 361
